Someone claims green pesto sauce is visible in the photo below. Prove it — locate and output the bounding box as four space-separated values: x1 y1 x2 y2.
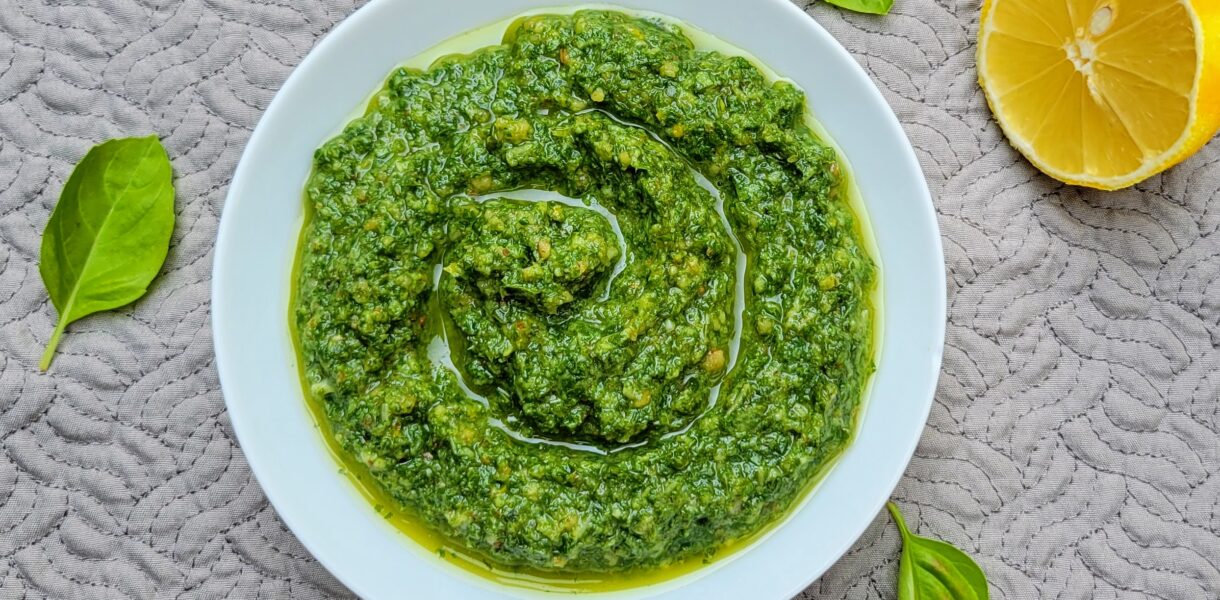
296 10 876 574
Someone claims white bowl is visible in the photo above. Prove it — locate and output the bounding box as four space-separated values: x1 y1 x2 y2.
213 1 944 598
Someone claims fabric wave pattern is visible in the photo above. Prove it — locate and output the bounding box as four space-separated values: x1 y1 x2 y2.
0 0 1216 598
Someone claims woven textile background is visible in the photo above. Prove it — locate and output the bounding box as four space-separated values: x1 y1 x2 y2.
1 0 1218 598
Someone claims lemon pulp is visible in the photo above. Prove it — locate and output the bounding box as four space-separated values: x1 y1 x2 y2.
979 0 1220 190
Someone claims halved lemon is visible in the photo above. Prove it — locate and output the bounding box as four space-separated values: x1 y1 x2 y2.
979 0 1220 190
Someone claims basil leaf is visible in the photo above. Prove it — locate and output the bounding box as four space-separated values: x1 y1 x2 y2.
887 502 989 600
825 0 894 15
38 136 175 370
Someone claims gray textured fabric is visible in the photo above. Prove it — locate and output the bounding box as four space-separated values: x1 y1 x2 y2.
1 0 1217 598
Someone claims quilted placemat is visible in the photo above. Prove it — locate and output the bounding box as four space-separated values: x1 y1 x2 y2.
0 0 1217 597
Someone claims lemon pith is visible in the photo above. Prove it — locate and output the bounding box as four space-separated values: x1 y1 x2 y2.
979 0 1220 190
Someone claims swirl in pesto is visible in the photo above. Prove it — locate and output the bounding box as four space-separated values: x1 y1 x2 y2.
296 10 875 572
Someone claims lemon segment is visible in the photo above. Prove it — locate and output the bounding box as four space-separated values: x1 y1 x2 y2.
979 0 1220 190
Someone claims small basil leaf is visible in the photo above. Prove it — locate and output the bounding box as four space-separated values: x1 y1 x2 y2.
38 136 175 370
825 0 894 15
887 502 989 600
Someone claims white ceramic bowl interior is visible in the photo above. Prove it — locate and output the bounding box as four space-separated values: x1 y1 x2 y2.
213 1 945 598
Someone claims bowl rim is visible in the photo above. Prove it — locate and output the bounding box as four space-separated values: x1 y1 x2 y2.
213 1 945 598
